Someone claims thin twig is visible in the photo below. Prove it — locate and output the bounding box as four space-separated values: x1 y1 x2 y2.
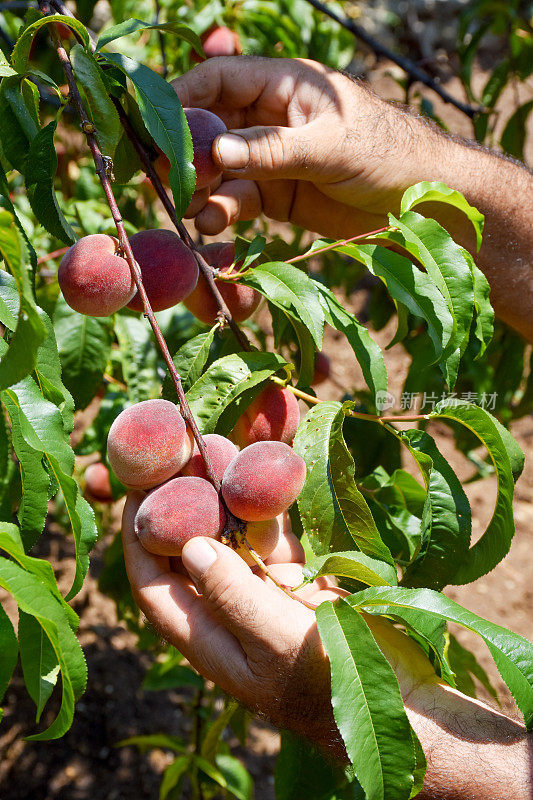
48 0 97 51
286 227 390 264
36 246 68 264
303 0 482 119
239 534 317 610
110 97 252 353
38 1 221 493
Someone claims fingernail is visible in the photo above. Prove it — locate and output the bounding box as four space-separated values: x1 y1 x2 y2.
215 133 249 170
182 538 217 578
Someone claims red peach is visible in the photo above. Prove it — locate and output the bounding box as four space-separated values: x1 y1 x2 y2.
107 399 192 489
183 242 261 324
134 476 226 556
232 384 300 448
222 441 306 521
127 229 199 312
181 433 238 483
58 234 135 316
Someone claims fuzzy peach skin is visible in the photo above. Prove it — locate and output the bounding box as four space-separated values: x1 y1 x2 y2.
231 384 300 448
183 241 261 324
181 433 238 483
107 399 192 489
127 229 199 312
222 440 306 521
134 476 226 556
58 234 135 316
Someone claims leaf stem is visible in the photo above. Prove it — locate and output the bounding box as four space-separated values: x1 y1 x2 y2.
285 227 391 264
238 534 317 611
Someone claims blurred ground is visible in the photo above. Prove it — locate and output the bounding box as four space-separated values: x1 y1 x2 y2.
1 18 533 800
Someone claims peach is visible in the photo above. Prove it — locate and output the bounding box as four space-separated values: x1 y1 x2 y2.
107 399 192 489
181 433 238 483
58 234 135 316
222 441 306 521
184 108 227 191
84 462 113 503
232 384 300 448
192 26 242 61
134 476 226 556
312 352 331 386
127 229 198 312
183 242 261 324
235 517 281 566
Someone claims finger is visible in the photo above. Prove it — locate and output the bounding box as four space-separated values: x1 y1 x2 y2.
212 119 341 182
184 186 210 219
194 179 262 235
122 501 252 692
263 512 305 565
172 56 313 118
181 537 316 657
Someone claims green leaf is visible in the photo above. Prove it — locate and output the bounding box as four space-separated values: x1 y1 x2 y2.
0 557 87 740
162 327 217 395
0 268 19 329
500 101 533 160
143 663 203 692
386 211 475 384
242 262 325 349
215 754 253 800
0 295 47 391
11 14 91 75
118 733 187 753
201 699 239 763
346 586 533 730
101 52 195 220
54 296 113 410
0 215 48 390
400 429 471 590
0 77 37 173
70 45 120 157
430 400 522 583
3 376 98 596
25 120 76 244
342 244 453 368
96 19 203 57
0 53 17 78
159 755 190 800
445 633 499 702
275 731 356 800
0 601 18 704
293 402 393 564
304 551 397 587
399 181 484 251
2 390 50 549
316 600 416 800
462 248 493 357
0 522 78 627
18 610 60 722
185 351 288 435
317 284 387 408
114 315 160 403
34 308 75 431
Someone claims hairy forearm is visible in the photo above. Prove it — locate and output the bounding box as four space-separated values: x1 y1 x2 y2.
406 683 532 800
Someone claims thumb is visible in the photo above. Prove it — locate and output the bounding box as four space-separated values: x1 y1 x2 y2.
181 537 313 651
213 121 335 181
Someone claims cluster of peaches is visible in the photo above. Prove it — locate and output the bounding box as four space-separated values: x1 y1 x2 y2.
105 384 305 564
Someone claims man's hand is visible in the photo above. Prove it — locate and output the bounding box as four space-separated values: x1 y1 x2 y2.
123 492 532 799
172 57 533 341
172 57 429 239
